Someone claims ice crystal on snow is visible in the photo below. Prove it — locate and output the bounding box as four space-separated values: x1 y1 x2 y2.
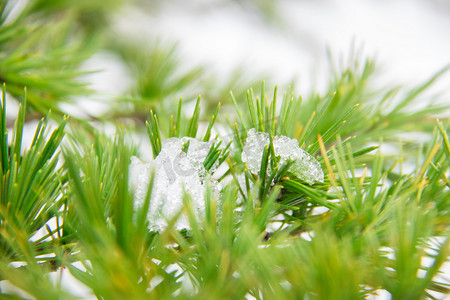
241 128 324 184
130 137 217 231
273 135 324 184
241 129 270 174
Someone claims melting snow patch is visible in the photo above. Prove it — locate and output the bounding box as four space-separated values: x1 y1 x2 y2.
241 129 270 174
241 128 324 184
130 137 217 231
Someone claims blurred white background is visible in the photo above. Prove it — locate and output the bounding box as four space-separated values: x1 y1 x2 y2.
111 0 450 96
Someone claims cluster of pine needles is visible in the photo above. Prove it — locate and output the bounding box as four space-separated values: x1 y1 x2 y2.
0 0 449 299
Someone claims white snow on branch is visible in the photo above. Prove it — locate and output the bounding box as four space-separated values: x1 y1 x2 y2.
241 128 324 185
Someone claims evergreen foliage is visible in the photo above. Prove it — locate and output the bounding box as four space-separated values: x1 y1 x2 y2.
0 0 449 299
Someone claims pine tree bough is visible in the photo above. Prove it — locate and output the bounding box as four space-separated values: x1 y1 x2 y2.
1 1 450 296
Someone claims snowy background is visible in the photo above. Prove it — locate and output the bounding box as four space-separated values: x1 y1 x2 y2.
95 0 450 101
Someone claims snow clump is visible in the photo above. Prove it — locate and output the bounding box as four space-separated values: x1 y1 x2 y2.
129 137 217 231
241 128 324 184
